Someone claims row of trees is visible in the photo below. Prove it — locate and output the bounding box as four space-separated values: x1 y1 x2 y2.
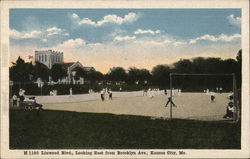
10 49 242 89
9 57 104 83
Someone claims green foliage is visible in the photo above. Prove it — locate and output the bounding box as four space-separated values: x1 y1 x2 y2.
108 67 127 82
33 62 50 81
152 65 171 86
51 64 67 82
127 67 152 84
87 71 104 83
10 57 33 82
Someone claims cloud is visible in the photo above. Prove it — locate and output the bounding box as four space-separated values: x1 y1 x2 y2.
114 32 240 47
10 29 42 39
42 38 48 42
173 41 187 46
227 14 241 27
55 38 86 48
71 13 79 19
71 12 139 27
47 27 62 32
10 26 69 41
114 35 136 41
46 27 69 37
134 29 161 35
189 33 241 44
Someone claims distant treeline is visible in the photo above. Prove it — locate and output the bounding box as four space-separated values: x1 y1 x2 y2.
9 49 241 94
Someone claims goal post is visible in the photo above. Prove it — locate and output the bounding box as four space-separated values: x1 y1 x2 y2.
169 73 240 122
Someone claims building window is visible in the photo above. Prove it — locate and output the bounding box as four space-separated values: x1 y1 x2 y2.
45 55 47 62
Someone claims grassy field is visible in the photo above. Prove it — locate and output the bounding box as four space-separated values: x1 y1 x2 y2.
10 109 240 149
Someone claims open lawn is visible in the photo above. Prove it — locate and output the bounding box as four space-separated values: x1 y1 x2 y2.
40 92 231 121
10 109 240 149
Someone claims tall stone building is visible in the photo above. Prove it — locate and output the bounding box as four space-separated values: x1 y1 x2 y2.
35 50 63 69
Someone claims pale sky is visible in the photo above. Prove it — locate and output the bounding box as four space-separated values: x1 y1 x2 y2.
10 9 241 73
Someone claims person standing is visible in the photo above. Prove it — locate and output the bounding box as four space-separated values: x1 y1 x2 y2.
210 91 216 103
12 93 17 107
100 89 105 101
164 89 167 95
143 89 147 96
206 89 210 95
219 87 223 94
147 88 152 98
108 89 112 100
19 89 25 102
70 88 73 96
151 88 155 98
178 89 181 96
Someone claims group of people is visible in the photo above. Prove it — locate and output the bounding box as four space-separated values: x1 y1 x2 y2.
100 88 112 101
204 88 224 103
12 88 26 107
143 88 161 98
49 90 58 96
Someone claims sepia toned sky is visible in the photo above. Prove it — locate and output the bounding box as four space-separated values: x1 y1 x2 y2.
10 9 241 73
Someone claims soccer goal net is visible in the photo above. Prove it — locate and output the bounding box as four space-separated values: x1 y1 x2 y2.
167 73 240 122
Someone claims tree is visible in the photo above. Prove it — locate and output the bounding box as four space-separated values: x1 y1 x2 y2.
33 62 50 81
138 69 152 84
236 49 242 88
10 57 33 82
87 71 104 83
204 57 223 73
108 67 127 82
192 57 206 73
236 49 242 64
127 67 151 84
152 65 171 86
173 59 192 73
127 67 140 84
51 64 67 82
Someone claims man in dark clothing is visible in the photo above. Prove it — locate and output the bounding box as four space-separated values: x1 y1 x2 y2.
165 97 177 107
108 90 112 100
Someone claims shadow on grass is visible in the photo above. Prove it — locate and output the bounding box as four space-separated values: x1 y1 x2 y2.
9 109 240 149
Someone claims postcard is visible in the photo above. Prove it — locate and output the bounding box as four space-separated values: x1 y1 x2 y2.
0 0 249 158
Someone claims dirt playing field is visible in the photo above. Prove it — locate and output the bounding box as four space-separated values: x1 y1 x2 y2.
40 92 231 121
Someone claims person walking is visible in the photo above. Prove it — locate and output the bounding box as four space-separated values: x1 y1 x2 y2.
165 91 177 107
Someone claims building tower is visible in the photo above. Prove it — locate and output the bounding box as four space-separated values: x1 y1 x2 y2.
34 50 63 69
